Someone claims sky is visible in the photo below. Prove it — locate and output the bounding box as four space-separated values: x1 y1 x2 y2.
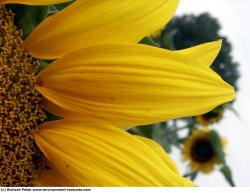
170 0 250 187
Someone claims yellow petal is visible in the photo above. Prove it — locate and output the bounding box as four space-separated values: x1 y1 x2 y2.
34 161 73 186
37 44 235 128
0 0 72 5
25 0 179 59
42 97 116 125
34 119 194 186
175 40 222 66
136 136 179 174
42 98 81 118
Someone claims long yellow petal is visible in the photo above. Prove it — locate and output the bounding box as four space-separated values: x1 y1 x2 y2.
34 119 194 186
0 0 72 5
37 44 235 128
34 161 73 186
42 98 81 118
136 136 179 174
25 0 179 59
175 40 222 67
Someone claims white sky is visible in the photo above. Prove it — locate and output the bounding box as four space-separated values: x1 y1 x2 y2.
170 0 250 187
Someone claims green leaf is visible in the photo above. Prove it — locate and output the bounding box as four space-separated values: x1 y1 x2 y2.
139 36 159 47
54 1 75 10
157 138 172 153
152 124 174 153
45 111 62 121
8 5 49 38
190 171 198 181
135 124 155 139
160 34 175 49
207 130 225 164
38 60 53 73
220 165 235 187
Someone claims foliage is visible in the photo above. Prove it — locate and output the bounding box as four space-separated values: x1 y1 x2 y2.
159 13 240 90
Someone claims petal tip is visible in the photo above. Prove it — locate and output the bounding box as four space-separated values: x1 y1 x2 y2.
229 86 236 101
222 82 236 103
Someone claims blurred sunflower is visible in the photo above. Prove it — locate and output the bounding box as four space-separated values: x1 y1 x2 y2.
1 0 235 187
182 128 226 173
196 107 224 125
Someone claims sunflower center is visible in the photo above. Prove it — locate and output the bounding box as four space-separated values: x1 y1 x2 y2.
0 6 47 186
191 138 214 163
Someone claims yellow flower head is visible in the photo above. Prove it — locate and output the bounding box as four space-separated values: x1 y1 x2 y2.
182 128 226 173
0 0 235 187
196 107 224 125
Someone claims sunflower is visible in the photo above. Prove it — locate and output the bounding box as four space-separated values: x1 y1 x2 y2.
182 128 226 173
196 107 224 125
0 0 235 187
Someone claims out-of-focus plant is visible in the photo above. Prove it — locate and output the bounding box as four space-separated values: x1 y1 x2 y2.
159 13 240 90
196 107 224 126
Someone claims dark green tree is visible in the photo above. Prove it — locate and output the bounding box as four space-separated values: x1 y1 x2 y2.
159 13 240 90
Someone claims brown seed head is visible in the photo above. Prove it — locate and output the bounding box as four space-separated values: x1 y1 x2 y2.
0 6 46 186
